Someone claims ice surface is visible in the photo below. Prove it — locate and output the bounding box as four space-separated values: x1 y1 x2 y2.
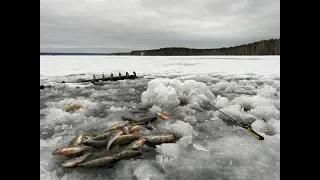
133 160 165 180
148 105 163 113
141 78 216 109
40 56 279 180
192 143 209 151
248 105 280 120
214 95 230 109
210 81 239 93
155 120 197 138
178 74 220 83
256 85 278 99
40 55 280 77
231 96 279 110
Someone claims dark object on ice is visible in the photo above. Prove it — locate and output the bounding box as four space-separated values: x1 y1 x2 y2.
40 84 56 90
128 71 137 79
122 116 158 124
62 71 138 83
115 73 123 81
77 156 118 168
192 93 264 140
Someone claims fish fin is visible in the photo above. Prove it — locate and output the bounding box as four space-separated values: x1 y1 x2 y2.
74 162 80 167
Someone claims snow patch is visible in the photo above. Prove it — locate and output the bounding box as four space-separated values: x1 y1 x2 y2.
141 78 216 108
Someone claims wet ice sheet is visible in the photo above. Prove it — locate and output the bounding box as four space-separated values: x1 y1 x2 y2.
40 72 279 180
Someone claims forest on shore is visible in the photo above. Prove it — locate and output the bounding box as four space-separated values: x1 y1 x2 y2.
129 38 280 56
41 38 280 56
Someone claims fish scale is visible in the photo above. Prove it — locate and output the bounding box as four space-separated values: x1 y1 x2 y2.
77 156 118 168
113 150 142 160
113 134 141 145
91 132 111 141
69 134 84 146
128 125 141 133
125 138 147 151
146 134 175 145
83 139 107 148
61 153 93 168
52 145 94 156
121 126 129 135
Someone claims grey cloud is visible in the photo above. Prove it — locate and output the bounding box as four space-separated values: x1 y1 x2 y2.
40 0 280 53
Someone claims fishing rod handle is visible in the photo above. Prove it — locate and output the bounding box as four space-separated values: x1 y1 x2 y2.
247 127 264 140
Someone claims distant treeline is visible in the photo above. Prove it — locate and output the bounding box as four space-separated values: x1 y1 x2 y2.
40 38 279 56
131 38 280 56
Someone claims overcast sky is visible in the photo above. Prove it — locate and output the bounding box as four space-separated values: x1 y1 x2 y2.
40 0 280 53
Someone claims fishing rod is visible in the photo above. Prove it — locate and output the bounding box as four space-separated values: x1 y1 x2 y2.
192 93 264 140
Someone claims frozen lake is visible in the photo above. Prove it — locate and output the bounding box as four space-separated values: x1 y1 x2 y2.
40 55 280 77
40 55 280 180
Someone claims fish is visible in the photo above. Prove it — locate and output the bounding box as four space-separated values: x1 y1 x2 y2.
108 144 125 155
125 138 147 151
60 153 92 168
128 125 141 133
91 132 111 141
52 145 94 156
83 133 97 140
146 134 174 145
83 139 107 148
122 116 139 121
69 132 97 146
113 134 141 145
69 134 84 146
64 103 83 112
123 116 158 124
121 126 129 135
129 122 146 126
130 116 158 124
155 112 168 120
103 121 129 133
77 156 118 168
105 130 123 155
113 150 142 160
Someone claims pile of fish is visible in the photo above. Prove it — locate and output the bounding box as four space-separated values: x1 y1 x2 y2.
51 112 174 168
